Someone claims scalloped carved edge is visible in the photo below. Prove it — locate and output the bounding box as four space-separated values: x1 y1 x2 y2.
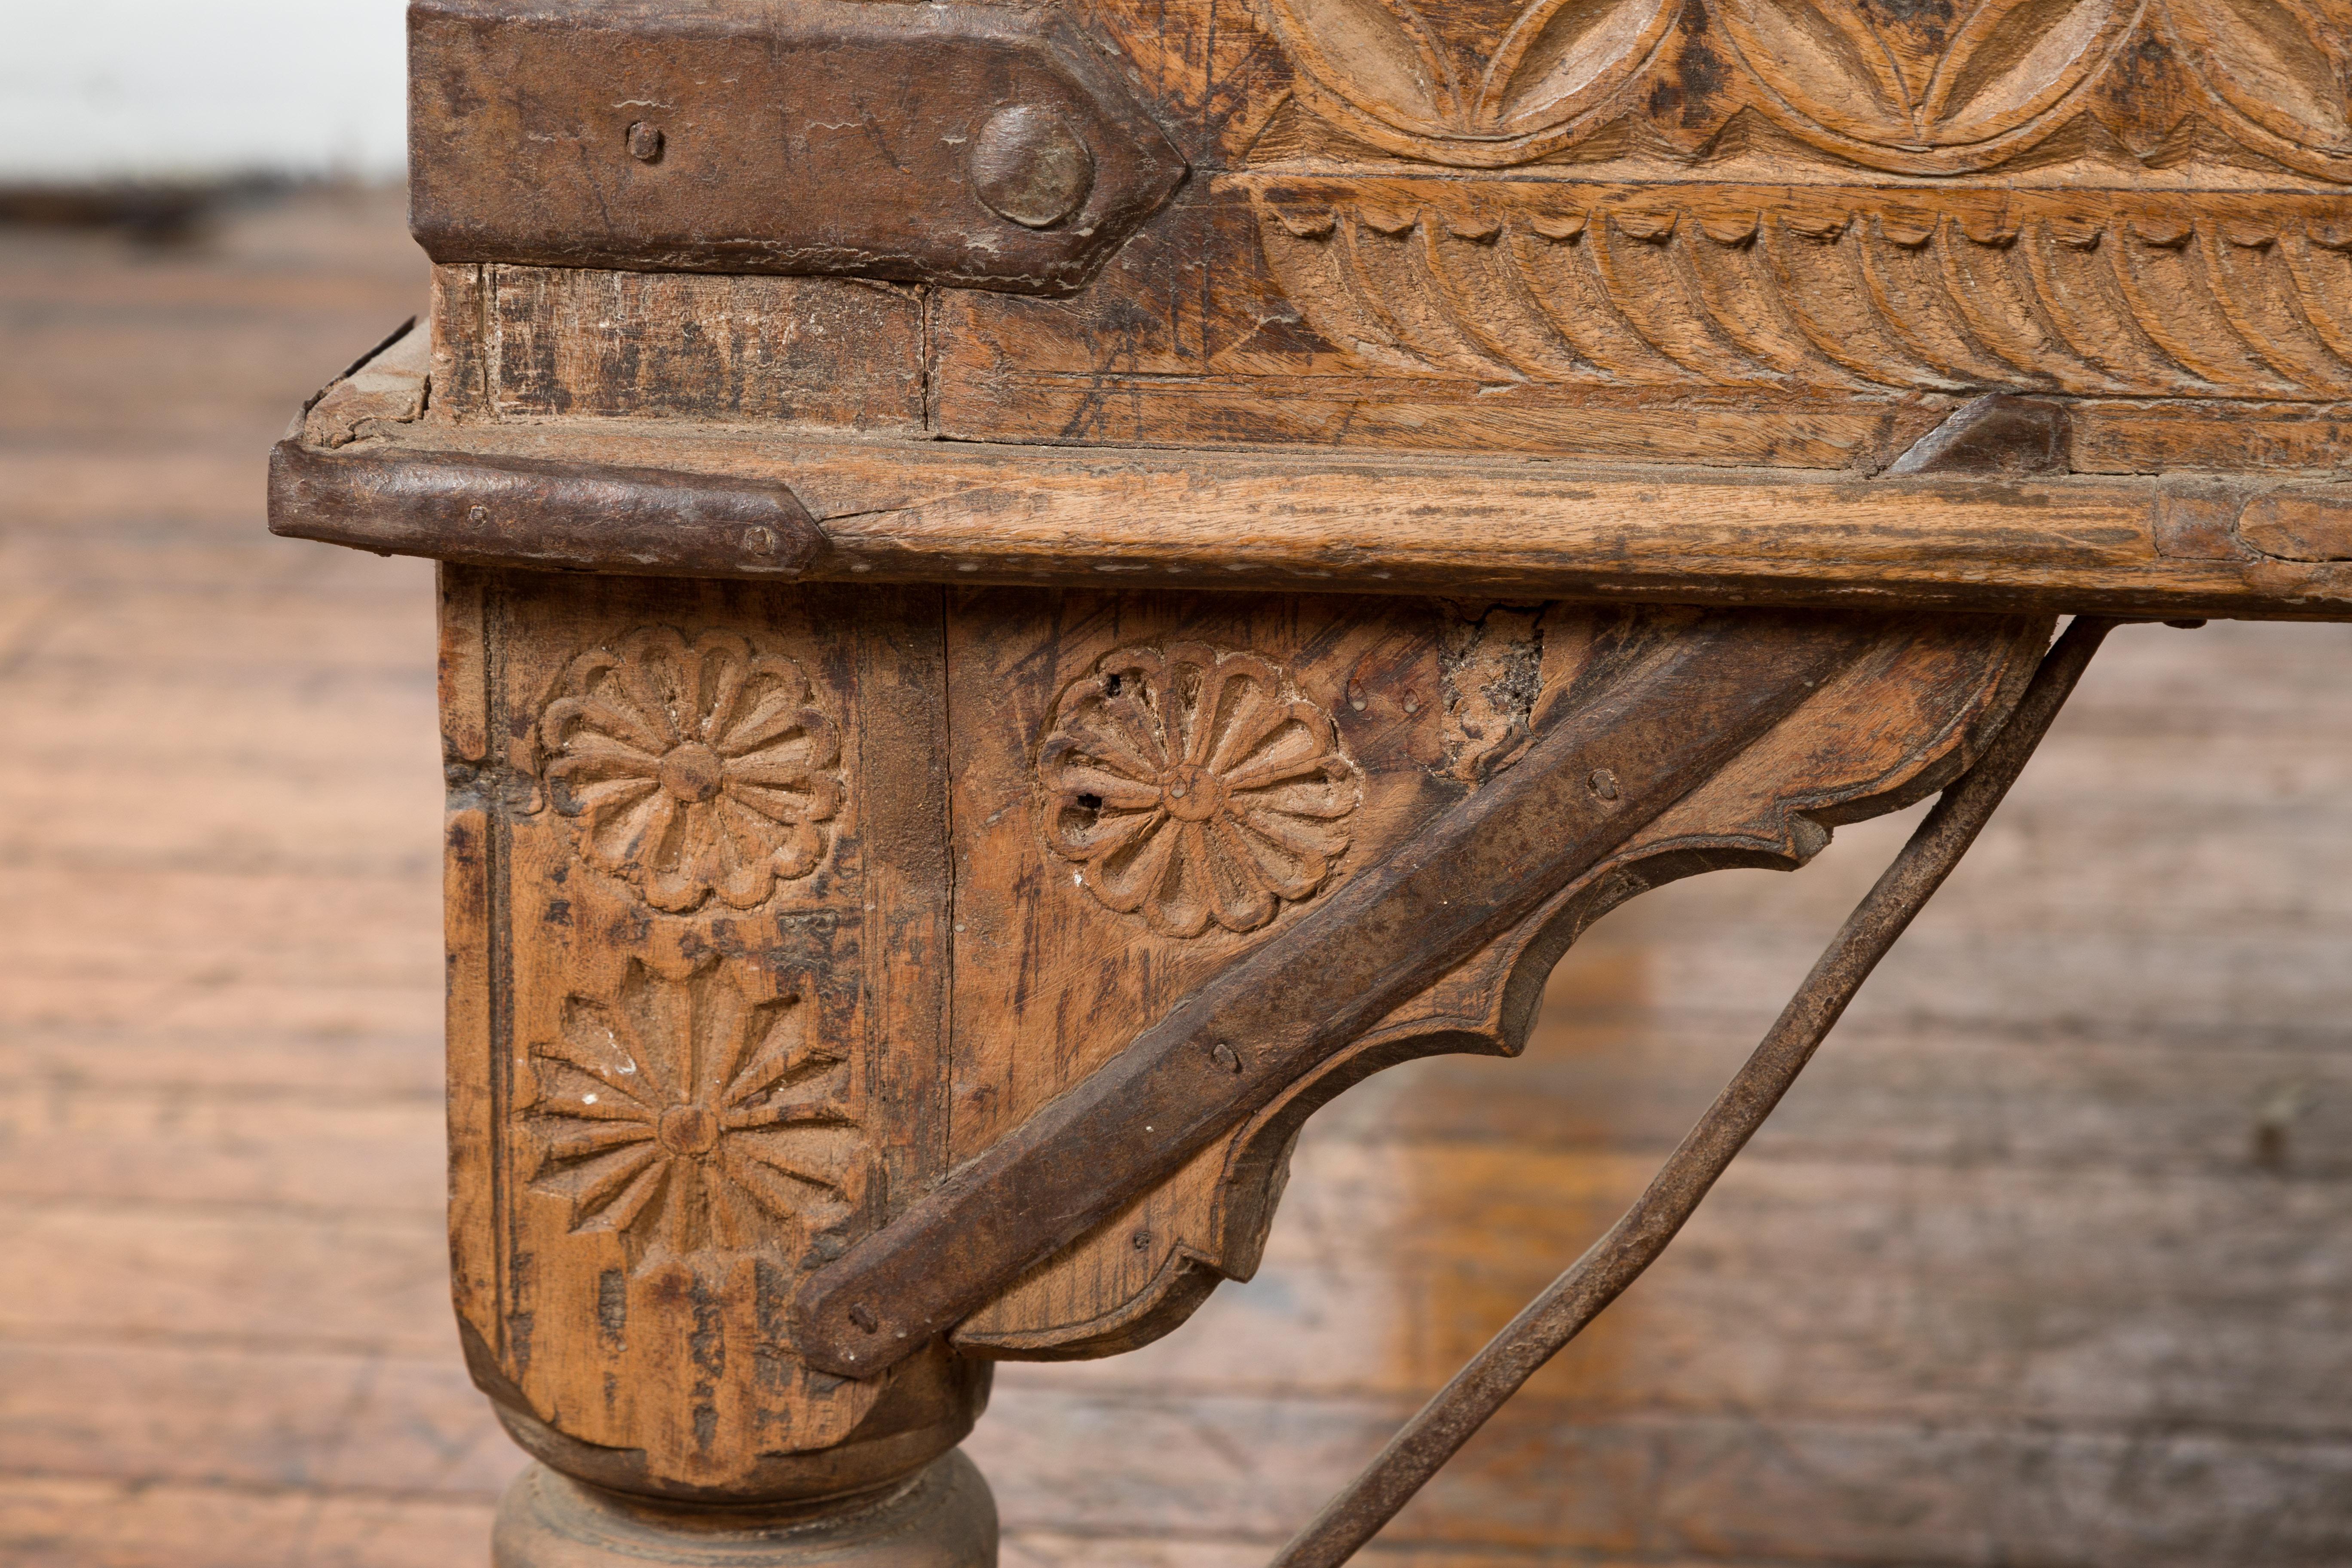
1246 181 2352 399
1246 0 2352 178
954 609 2053 1358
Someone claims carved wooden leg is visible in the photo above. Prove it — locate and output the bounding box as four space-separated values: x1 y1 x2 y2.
440 567 990 1565
429 553 2058 1566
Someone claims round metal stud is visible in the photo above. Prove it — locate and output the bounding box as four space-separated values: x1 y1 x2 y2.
968 105 1095 230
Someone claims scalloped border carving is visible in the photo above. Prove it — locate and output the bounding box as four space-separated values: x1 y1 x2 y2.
1247 181 2352 398
1246 0 2352 178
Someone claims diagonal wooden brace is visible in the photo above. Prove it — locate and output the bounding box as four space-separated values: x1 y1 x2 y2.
791 612 1890 1375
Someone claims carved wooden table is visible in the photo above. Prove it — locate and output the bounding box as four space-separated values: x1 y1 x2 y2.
270 0 2352 1562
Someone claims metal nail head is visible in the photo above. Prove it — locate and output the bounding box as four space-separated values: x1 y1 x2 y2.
969 105 1095 230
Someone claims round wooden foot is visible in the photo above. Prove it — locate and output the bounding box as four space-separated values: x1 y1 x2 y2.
493 1452 998 1568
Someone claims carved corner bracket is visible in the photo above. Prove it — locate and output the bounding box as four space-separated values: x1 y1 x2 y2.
791 605 2053 1374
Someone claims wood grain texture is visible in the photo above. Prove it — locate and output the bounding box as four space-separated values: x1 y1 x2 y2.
385 0 2352 474
916 0 2352 462
455 266 927 431
448 570 982 1500
279 413 2352 619
27 183 2352 1568
940 600 2045 1359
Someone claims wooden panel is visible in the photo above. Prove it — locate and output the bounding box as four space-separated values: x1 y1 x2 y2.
931 0 2352 467
389 0 2352 475
939 591 1475 1351
438 264 927 430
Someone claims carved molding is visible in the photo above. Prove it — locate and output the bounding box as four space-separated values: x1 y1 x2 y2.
539 627 844 913
1246 0 2352 178
1249 181 2352 396
1037 643 1363 937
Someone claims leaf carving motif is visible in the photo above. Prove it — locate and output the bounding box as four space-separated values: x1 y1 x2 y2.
1254 0 1676 158
1481 0 1681 132
1252 0 2352 170
1714 0 2135 148
2162 0 2352 152
1249 184 2352 398
1256 0 1461 133
1931 0 2131 139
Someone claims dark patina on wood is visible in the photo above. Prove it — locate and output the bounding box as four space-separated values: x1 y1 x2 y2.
271 440 826 579
409 0 1187 292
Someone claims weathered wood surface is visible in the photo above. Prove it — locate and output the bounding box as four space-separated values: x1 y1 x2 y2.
844 603 2045 1365
940 0 2352 454
263 0 2352 634
404 0 2352 475
19 134 2352 1568
446 568 986 1501
260 259 2352 618
444 579 2049 1463
278 400 2352 619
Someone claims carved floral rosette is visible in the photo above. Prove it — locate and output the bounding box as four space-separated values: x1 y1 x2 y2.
1241 0 2352 398
1038 643 1363 937
509 950 882 1488
538 627 843 913
485 611 906 1493
524 954 862 1274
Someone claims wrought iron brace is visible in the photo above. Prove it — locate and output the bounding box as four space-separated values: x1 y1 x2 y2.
1271 615 2122 1568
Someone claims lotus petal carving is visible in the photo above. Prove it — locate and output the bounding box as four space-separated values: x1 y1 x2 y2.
1713 0 2140 151
2159 0 2352 154
1253 0 1678 162
1245 0 2352 175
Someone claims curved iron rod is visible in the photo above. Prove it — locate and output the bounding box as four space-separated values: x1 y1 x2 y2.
1270 616 2121 1568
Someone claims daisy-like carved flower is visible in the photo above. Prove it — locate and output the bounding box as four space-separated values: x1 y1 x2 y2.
1038 643 1362 938
525 957 861 1264
541 628 842 913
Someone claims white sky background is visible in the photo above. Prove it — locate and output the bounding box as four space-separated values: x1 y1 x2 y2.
0 1 408 183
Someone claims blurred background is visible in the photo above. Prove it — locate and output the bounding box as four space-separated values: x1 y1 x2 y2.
3 4 405 189
3 6 2351 1567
